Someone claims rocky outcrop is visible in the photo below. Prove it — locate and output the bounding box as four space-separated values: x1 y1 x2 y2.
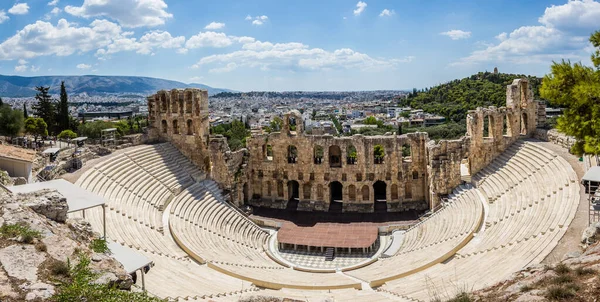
581 222 600 246
0 189 132 301
16 189 69 223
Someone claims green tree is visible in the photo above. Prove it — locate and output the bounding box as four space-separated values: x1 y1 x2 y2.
56 81 70 132
23 103 28 119
58 129 77 140
0 105 24 137
24 117 48 140
32 86 55 134
78 120 113 139
540 30 600 155
0 97 3 107
270 116 283 132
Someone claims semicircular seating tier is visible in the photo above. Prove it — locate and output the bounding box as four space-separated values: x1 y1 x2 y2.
376 141 579 301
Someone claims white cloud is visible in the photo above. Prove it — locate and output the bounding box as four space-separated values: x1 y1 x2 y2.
51 7 62 15
454 0 599 66
354 1 367 16
48 0 59 5
9 3 30 15
30 65 39 72
440 29 471 40
189 76 203 82
0 11 9 24
77 63 91 69
18 59 28 65
185 31 254 49
379 9 395 17
193 39 413 72
246 15 268 26
205 22 225 30
65 0 173 28
209 62 237 73
15 64 28 72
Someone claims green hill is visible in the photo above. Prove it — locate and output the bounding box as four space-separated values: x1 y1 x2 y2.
398 72 542 122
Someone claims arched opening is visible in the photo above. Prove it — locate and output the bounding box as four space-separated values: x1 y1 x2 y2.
412 171 419 180
171 94 178 113
373 181 387 212
484 115 494 138
185 91 193 114
503 115 509 136
391 184 399 200
303 183 311 199
263 144 273 161
178 95 184 114
348 184 356 201
402 143 411 162
161 120 168 134
347 145 357 165
172 120 179 134
288 116 297 132
361 185 370 202
266 181 272 197
252 180 262 199
329 181 343 212
521 112 528 136
287 145 297 163
314 145 324 164
405 182 412 199
187 119 194 135
160 93 167 112
277 181 284 198
329 145 342 168
243 183 249 204
374 144 385 164
286 180 299 210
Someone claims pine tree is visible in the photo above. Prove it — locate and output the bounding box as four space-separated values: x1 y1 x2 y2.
32 86 55 136
56 81 70 132
0 97 3 107
23 103 28 119
540 30 600 155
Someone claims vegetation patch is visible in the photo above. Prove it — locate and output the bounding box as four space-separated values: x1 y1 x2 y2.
0 223 42 244
90 239 110 254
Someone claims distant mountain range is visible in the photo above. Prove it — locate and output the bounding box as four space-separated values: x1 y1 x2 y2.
0 75 234 97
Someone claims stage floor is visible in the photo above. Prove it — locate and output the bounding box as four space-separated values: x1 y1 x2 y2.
277 222 378 249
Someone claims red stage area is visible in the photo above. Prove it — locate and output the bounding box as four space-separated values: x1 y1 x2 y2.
277 222 378 249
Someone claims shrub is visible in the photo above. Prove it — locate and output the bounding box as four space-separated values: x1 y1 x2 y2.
519 284 533 292
554 263 571 275
0 223 41 243
545 285 576 300
551 275 573 285
90 239 110 254
35 241 47 252
446 292 473 302
50 260 70 277
57 129 77 140
574 266 596 276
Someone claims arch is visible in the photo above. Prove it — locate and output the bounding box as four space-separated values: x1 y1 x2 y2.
287 145 298 163
252 180 262 199
161 120 168 134
187 119 194 135
277 181 284 198
346 144 357 165
172 120 179 134
329 145 342 167
405 182 412 199
160 92 167 112
263 144 273 161
303 183 311 199
374 144 385 164
402 143 411 162
171 92 178 113
314 145 324 164
178 94 184 115
391 184 399 200
374 181 387 212
185 91 193 114
329 181 343 212
361 185 370 202
348 184 356 201
286 180 299 210
521 112 528 135
242 183 249 203
288 116 297 131
502 115 509 136
484 115 494 138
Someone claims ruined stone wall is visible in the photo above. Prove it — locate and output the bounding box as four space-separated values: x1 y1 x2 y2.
426 137 470 209
147 89 211 172
209 136 248 201
244 111 429 213
535 128 576 151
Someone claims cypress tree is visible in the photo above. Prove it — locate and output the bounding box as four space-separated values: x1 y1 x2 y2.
23 103 28 118
0 97 3 107
32 86 55 135
57 81 70 132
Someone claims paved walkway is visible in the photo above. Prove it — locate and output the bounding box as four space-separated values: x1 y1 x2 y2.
535 140 587 264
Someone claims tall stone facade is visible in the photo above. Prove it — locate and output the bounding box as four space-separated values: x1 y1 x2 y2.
147 89 211 171
146 79 541 213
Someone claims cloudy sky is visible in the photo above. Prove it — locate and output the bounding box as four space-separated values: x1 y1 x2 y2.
0 0 598 91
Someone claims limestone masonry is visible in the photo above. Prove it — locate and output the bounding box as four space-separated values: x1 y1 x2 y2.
147 79 541 213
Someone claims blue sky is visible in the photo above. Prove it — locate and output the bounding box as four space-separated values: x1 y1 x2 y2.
0 0 598 91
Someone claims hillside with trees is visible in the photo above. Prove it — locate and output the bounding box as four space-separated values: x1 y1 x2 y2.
398 72 542 122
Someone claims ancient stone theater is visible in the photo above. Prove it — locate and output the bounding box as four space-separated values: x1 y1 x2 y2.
70 79 580 301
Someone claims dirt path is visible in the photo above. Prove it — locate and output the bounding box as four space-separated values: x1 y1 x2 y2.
60 145 148 184
535 141 588 264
